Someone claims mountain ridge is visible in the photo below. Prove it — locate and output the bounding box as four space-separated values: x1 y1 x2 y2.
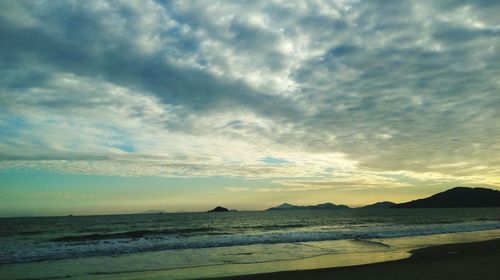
268 202 350 210
268 187 500 210
360 201 396 209
392 187 500 208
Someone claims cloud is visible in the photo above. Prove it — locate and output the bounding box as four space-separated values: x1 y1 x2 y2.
0 0 498 189
224 187 250 192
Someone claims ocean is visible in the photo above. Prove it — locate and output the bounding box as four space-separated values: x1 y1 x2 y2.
1 208 500 279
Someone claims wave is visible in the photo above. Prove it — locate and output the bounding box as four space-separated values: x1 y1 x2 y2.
2 221 500 265
51 224 309 242
51 227 219 242
232 224 307 231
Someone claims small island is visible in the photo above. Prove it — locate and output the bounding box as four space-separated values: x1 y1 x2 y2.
207 206 230 212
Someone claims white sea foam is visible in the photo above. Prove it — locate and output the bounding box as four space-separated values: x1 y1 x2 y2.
1 219 499 264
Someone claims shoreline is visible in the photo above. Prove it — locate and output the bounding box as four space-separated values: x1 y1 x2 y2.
2 229 500 280
208 238 500 280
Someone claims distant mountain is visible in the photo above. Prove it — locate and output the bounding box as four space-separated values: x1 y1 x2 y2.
268 202 349 210
393 187 500 208
207 206 230 212
360 201 396 209
309 202 350 209
270 203 297 210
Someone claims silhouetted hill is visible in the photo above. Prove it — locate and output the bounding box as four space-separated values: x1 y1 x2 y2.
207 206 229 212
269 203 296 210
393 187 500 208
360 201 396 209
309 202 350 209
268 202 349 210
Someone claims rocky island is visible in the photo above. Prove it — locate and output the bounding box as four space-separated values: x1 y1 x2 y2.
207 206 230 212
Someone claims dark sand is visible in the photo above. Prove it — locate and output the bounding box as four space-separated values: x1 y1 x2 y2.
210 238 500 280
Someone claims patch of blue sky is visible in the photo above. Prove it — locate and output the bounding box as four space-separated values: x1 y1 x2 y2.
0 169 277 193
260 156 290 165
112 143 136 153
0 117 28 137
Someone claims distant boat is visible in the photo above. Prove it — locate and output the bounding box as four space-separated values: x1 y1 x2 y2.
140 210 167 214
393 187 500 208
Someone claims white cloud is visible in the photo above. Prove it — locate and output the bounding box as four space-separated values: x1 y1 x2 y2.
0 0 498 189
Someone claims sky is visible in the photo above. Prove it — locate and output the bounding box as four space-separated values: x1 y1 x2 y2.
0 0 499 217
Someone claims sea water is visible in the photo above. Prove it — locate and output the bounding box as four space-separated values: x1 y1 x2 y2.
1 208 500 279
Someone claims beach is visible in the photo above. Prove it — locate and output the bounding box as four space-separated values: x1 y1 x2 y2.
214 238 500 280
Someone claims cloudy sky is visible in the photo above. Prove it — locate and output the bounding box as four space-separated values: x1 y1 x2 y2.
1 0 499 216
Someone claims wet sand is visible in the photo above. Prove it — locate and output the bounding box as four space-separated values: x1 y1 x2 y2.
210 238 500 280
